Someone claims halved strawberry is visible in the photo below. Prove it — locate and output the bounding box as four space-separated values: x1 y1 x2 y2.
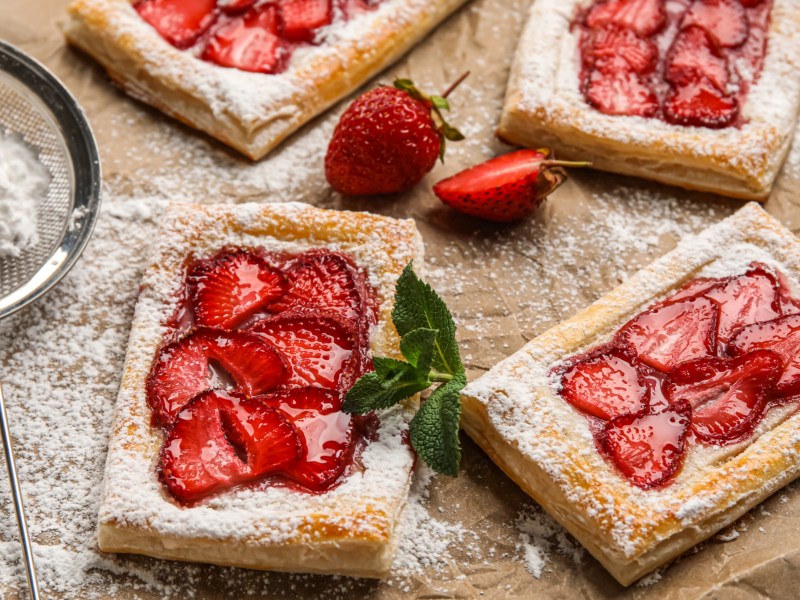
259 387 353 490
703 267 781 347
279 0 333 42
663 79 739 129
159 390 301 503
433 149 587 222
682 0 748 49
730 314 800 397
617 296 719 372
188 250 287 329
201 4 287 74
584 26 658 75
585 0 667 38
218 0 257 14
248 311 358 389
584 68 659 118
599 402 691 489
268 250 368 327
665 26 730 93
667 350 781 443
135 0 217 49
146 327 289 427
560 347 649 420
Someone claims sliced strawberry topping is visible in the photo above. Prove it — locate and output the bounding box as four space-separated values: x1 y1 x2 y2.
218 0 257 14
248 311 358 390
160 390 301 503
667 350 781 443
774 268 800 316
279 0 333 42
617 296 719 372
560 347 649 420
682 0 748 49
135 0 217 49
663 79 739 129
730 315 800 397
659 277 720 305
584 68 659 117
188 250 288 329
585 0 667 38
738 0 764 5
665 26 730 93
599 402 691 489
201 4 286 74
703 267 781 346
146 327 289 427
584 26 658 75
268 251 368 327
259 388 353 490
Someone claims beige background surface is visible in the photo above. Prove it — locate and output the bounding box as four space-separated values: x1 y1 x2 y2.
1 0 800 597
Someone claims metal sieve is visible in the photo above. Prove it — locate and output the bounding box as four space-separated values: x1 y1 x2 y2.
0 40 101 600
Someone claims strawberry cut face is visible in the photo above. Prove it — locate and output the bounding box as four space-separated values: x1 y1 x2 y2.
146 327 289 427
585 0 667 38
560 347 649 420
663 79 739 129
259 387 354 490
248 311 359 390
584 68 659 118
188 250 288 329
667 350 782 444
665 26 730 93
682 0 749 49
135 0 218 49
279 0 333 42
583 26 658 75
599 402 691 489
160 390 301 503
617 296 719 373
730 314 800 397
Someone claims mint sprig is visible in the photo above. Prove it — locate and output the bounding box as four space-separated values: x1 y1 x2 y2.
343 262 466 476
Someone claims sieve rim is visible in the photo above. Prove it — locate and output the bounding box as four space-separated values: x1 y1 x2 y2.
0 41 102 321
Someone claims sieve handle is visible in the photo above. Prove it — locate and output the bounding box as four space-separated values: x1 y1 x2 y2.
0 382 40 600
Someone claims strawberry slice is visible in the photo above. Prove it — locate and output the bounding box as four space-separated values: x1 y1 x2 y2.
279 0 333 42
218 0 257 14
585 0 667 38
663 79 739 129
599 402 691 489
268 250 368 327
584 68 659 117
201 4 287 74
188 250 287 329
146 327 289 427
730 315 800 397
159 390 301 503
617 296 719 372
135 0 217 49
738 0 764 5
584 26 658 75
703 267 781 346
658 277 720 306
667 350 781 443
248 311 358 389
260 387 353 490
682 0 748 49
773 267 800 316
665 26 730 93
560 347 649 420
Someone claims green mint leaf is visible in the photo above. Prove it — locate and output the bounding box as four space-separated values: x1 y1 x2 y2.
409 375 466 477
392 263 463 376
343 363 430 414
400 327 438 372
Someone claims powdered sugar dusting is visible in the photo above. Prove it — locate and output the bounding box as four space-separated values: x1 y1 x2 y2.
516 504 583 579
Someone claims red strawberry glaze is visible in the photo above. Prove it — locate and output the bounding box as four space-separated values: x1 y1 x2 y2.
554 261 800 489
149 247 378 502
574 0 774 129
134 0 381 74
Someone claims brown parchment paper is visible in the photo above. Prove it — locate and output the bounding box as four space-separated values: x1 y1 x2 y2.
2 0 800 597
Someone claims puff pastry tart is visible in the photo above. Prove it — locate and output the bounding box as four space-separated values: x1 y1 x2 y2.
97 201 424 578
497 0 800 200
461 203 800 585
64 0 469 159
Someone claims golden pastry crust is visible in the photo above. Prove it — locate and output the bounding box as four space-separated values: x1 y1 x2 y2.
461 203 800 585
64 0 469 160
497 0 800 200
97 202 424 578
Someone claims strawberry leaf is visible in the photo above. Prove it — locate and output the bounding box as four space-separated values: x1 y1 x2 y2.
410 375 466 477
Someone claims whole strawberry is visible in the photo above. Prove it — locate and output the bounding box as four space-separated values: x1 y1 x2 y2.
433 149 589 222
325 78 465 196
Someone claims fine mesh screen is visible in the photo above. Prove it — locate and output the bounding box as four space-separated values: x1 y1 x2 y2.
0 71 73 298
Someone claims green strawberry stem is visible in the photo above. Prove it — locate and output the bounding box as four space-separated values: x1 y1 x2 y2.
540 160 592 168
441 71 471 99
